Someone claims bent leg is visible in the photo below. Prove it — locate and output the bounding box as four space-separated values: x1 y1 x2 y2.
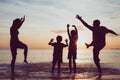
18 42 28 63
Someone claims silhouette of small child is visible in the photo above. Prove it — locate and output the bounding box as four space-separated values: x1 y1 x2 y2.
48 35 68 74
67 24 78 73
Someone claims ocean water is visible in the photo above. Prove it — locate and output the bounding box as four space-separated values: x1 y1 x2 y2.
0 49 120 69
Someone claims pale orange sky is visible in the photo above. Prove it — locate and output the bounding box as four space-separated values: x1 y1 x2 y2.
0 0 120 49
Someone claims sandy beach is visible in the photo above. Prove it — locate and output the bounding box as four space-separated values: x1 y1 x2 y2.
0 62 120 80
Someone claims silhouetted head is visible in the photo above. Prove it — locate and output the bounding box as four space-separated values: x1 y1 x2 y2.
12 18 21 29
71 30 76 36
56 35 62 43
93 19 100 27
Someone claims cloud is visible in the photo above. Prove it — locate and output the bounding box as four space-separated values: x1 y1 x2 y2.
0 33 8 37
0 0 70 22
109 15 120 19
51 30 66 34
0 27 9 37
0 0 11 3
110 17 118 19
77 26 85 31
108 3 120 7
106 0 120 7
50 26 85 34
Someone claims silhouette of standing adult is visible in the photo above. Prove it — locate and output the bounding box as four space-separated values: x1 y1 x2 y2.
10 16 28 74
76 15 118 75
67 24 78 73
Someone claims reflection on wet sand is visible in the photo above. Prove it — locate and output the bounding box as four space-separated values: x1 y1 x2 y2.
0 63 119 80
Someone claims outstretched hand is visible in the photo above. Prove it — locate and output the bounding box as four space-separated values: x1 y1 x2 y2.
65 39 68 42
50 38 54 42
76 15 82 20
21 16 25 22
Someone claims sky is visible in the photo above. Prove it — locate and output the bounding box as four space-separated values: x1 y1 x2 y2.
0 0 120 49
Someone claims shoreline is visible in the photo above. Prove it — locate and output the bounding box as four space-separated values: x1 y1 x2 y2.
0 62 120 80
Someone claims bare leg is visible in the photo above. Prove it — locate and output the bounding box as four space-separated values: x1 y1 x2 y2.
24 45 28 63
73 59 76 73
11 56 16 74
69 59 72 73
58 62 61 74
93 48 101 75
52 61 56 73
10 48 17 74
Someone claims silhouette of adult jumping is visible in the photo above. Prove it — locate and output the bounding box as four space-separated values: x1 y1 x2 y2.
76 15 118 75
67 24 78 73
10 16 28 74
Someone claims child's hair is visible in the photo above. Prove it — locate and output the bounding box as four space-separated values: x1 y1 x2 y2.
56 35 62 42
71 30 76 36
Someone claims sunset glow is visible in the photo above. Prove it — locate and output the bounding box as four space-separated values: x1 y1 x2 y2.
0 0 120 49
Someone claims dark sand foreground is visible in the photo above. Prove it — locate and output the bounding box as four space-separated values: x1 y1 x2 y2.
0 62 120 80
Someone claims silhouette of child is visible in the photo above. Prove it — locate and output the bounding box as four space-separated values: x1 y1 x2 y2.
67 24 78 73
10 16 28 74
48 35 68 74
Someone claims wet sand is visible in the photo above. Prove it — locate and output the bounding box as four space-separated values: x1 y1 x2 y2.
0 62 120 80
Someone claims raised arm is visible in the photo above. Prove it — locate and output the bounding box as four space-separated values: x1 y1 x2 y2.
108 29 118 35
20 16 25 27
72 25 78 38
67 24 70 38
48 39 54 45
76 15 93 31
65 39 68 46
